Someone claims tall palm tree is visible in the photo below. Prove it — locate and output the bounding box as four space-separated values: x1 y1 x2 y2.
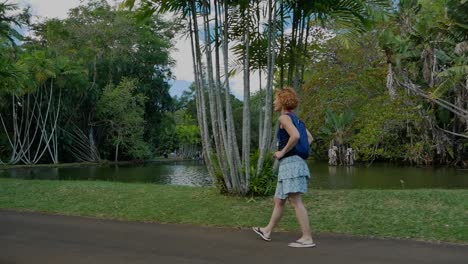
1 50 80 164
122 0 391 194
256 0 391 174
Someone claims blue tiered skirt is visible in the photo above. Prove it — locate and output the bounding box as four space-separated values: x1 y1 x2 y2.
275 155 310 199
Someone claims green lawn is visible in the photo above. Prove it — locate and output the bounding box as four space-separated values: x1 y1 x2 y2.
0 178 467 244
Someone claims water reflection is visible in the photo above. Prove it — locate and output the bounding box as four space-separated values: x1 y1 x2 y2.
1 160 467 189
0 161 213 187
309 161 468 189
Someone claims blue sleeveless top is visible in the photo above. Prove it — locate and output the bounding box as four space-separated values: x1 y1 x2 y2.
277 113 298 159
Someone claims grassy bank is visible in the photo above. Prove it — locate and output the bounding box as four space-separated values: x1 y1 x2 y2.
0 178 467 244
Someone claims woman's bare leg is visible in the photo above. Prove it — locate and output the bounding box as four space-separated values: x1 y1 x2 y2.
261 198 287 238
288 193 313 241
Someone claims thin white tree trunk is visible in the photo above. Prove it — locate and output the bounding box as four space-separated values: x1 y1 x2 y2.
293 13 305 92
189 0 216 179
299 16 310 95
213 0 232 190
202 2 230 188
32 81 58 164
88 125 99 161
256 0 276 176
258 84 264 150
222 0 242 192
242 5 251 193
3 79 62 165
115 141 119 162
466 77 468 131
387 63 396 100
21 93 41 163
32 83 53 163
62 125 99 162
37 86 61 163
257 0 264 151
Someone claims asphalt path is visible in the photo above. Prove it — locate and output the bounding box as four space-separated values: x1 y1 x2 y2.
1 210 467 264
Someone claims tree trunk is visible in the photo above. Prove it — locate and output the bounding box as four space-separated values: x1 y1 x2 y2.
465 77 468 132
214 0 232 190
258 84 264 150
387 63 396 100
288 3 299 87
33 81 60 164
222 0 243 192
189 0 216 179
257 0 264 150
242 4 251 193
88 125 99 161
293 12 305 92
202 1 230 188
279 0 285 89
256 0 276 176
299 16 310 94
115 141 119 162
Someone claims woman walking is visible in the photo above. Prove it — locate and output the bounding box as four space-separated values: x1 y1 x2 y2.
253 87 315 248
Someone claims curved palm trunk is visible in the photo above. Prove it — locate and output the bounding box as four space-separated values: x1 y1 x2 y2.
2 80 62 165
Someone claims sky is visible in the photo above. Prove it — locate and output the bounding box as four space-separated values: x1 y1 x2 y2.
15 0 263 100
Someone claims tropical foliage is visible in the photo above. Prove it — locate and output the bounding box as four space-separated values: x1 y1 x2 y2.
0 0 180 163
302 0 467 166
1 0 466 196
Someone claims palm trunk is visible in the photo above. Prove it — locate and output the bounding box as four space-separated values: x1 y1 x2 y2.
293 13 305 92
288 3 299 87
189 0 215 178
214 0 232 190
242 5 251 193
465 78 468 132
387 62 396 100
47 85 61 164
31 81 60 164
222 0 242 192
202 1 229 186
88 125 99 161
299 16 310 94
257 0 264 149
115 141 119 162
279 0 285 88
32 83 53 163
258 81 264 149
256 0 276 176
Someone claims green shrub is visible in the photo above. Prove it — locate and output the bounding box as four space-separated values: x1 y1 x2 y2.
248 150 277 196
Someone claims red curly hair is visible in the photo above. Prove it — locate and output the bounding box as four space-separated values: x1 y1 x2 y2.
275 87 299 110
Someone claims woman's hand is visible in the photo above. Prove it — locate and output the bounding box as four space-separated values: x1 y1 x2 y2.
273 150 285 160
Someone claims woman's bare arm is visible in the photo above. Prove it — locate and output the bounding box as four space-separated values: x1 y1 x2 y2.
306 129 313 145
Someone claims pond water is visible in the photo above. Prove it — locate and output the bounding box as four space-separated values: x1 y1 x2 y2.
1 160 467 189
0 161 212 187
308 161 468 189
